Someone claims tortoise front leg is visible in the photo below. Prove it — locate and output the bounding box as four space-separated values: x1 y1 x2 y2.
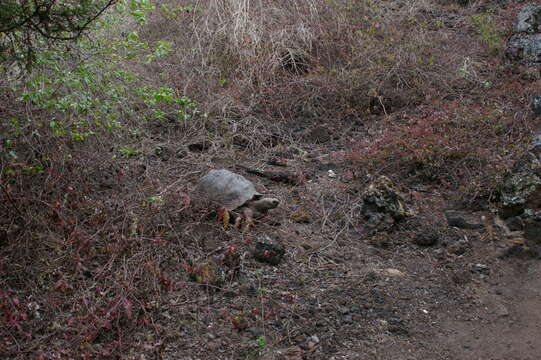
233 213 243 229
242 207 254 232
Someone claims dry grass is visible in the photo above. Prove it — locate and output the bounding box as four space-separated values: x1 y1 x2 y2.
137 0 483 120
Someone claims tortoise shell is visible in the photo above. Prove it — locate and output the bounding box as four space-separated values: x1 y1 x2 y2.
196 169 262 210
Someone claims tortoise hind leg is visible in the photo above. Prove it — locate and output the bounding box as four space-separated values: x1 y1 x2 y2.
217 207 230 229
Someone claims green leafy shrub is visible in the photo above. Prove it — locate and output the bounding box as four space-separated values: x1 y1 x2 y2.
469 12 504 52
2 3 198 149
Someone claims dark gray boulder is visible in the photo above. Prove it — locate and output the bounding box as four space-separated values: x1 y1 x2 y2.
506 5 541 63
361 176 414 235
361 176 414 221
515 5 541 33
506 34 541 62
499 167 541 218
499 140 541 222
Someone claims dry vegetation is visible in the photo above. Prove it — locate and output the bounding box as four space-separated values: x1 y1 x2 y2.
1 0 541 359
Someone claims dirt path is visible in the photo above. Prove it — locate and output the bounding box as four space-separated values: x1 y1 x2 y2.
438 261 541 360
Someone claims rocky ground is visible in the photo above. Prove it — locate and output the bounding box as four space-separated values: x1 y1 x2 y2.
143 134 541 360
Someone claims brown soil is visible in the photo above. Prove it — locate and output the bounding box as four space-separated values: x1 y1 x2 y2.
439 261 541 360
136 131 541 360
3 104 541 360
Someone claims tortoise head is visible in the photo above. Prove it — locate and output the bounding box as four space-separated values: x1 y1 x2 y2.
251 197 280 211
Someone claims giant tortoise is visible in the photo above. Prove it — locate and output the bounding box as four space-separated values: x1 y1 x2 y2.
196 169 280 230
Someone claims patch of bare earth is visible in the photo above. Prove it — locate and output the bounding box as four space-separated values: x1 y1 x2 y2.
438 261 541 360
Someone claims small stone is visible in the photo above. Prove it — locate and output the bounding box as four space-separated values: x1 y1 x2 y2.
414 231 439 246
246 327 264 338
293 335 305 344
387 318 409 336
498 238 539 259
267 157 288 167
433 248 446 260
368 232 391 248
289 210 311 223
300 241 317 250
533 134 541 149
521 67 541 82
495 303 509 317
254 236 285 265
223 249 241 270
207 341 222 351
506 216 524 231
532 96 541 116
0 229 8 247
232 135 249 148
445 211 483 230
383 268 406 277
176 149 188 159
472 264 490 274
272 147 301 160
363 213 395 235
154 144 170 161
305 126 331 144
452 269 472 284
188 140 211 152
448 238 469 255
279 346 304 359
524 217 541 243
338 306 350 315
